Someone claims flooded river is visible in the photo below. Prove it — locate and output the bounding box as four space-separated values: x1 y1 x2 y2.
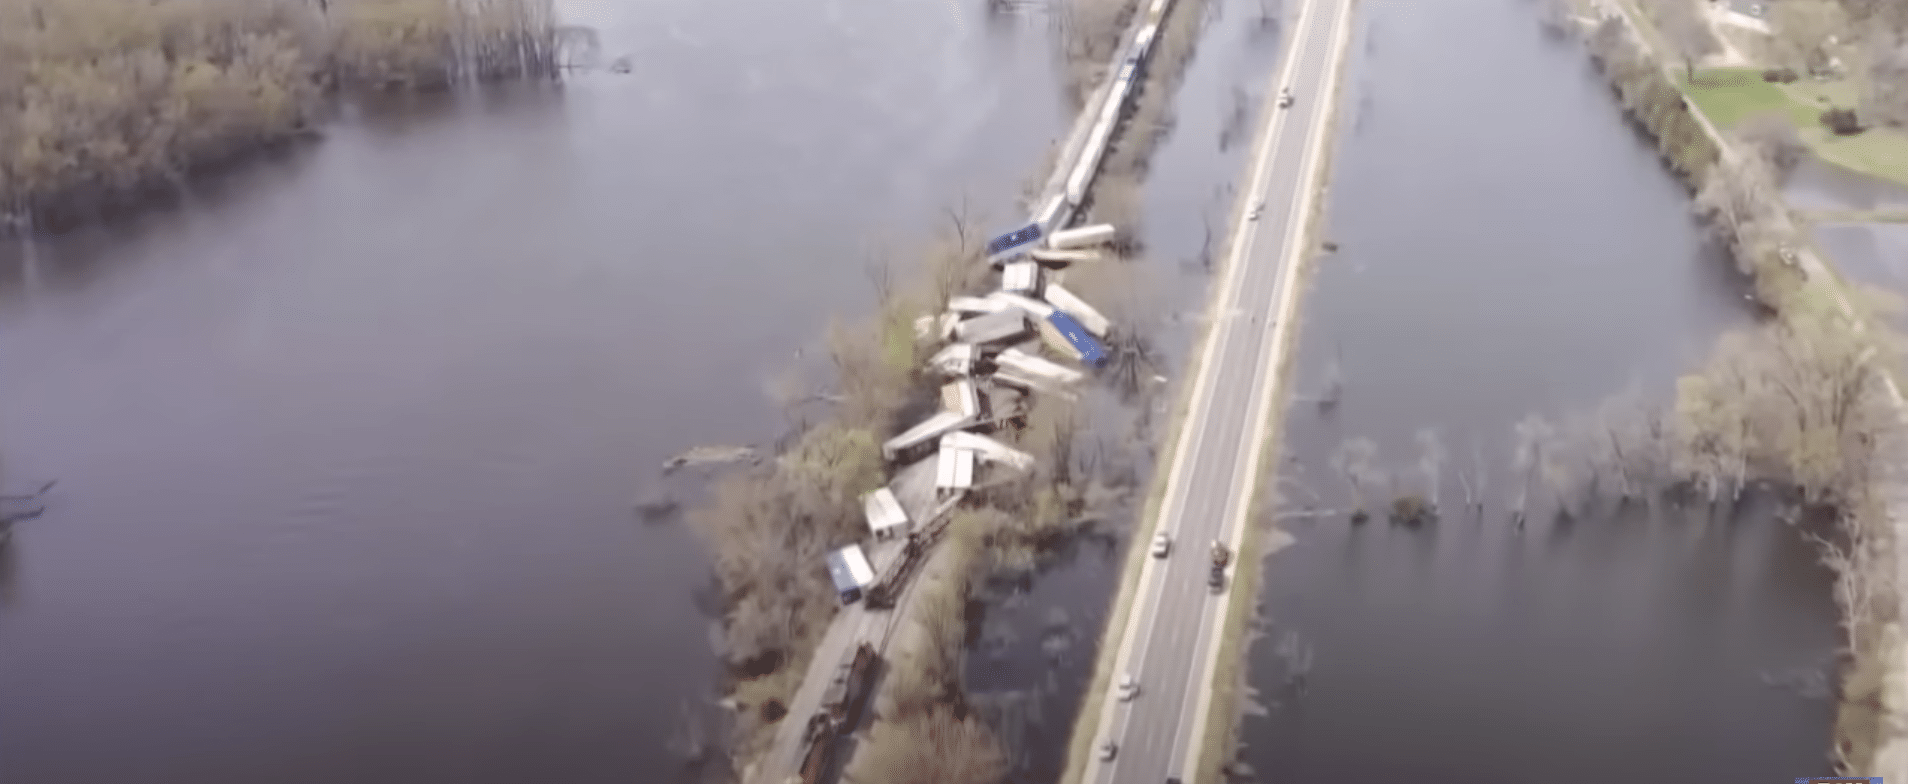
1251 0 1838 781
970 0 1840 782
0 0 1847 779
0 1 1068 783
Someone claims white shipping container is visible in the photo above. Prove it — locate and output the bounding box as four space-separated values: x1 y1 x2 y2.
1042 283 1111 337
1049 224 1117 250
1037 194 1071 236
935 444 976 492
839 544 876 588
988 291 1055 318
1002 261 1041 294
1030 249 1105 264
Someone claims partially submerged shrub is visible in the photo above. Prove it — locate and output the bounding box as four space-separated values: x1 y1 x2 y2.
1388 494 1436 527
1821 107 1865 135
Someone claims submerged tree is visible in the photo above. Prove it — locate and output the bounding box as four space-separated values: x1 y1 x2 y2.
1641 0 1720 80
1510 415 1556 528
1330 437 1380 523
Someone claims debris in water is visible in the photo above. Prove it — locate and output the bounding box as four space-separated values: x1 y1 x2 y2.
1759 664 1833 700
633 487 680 523
663 446 760 475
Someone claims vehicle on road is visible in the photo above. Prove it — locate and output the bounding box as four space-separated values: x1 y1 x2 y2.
1208 564 1226 592
1150 531 1172 558
1277 87 1294 108
1117 673 1140 702
1099 740 1119 762
1210 541 1231 569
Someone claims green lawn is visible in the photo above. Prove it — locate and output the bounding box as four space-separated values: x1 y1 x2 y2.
1682 68 1816 126
1680 68 1908 188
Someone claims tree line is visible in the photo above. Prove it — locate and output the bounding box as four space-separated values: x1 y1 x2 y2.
0 0 559 226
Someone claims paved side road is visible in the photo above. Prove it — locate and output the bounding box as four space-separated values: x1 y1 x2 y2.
1079 0 1356 781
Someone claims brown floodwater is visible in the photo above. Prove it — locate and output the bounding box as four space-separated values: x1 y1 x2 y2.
0 1 1072 782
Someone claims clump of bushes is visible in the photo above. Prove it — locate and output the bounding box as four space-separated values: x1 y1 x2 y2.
694 224 984 763
1388 495 1436 527
1762 67 1800 83
1821 107 1865 135
847 514 1009 784
1584 17 1722 183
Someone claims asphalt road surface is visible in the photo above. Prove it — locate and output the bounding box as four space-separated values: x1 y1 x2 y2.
1082 0 1354 781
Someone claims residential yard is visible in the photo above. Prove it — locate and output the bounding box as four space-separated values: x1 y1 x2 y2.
1680 67 1908 188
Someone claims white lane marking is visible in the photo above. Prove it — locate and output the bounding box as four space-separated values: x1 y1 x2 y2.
1090 0 1320 778
1099 0 1320 778
1170 0 1356 777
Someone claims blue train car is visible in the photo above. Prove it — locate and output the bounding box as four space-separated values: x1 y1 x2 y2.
1046 311 1109 370
987 223 1044 265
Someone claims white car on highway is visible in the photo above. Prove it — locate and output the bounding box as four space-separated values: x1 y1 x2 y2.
1099 740 1118 761
1149 531 1171 558
1117 673 1140 701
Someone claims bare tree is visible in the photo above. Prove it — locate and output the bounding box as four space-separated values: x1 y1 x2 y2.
1415 428 1446 510
944 196 974 254
1666 304 1888 508
1858 30 1908 127
847 709 1009 784
1733 111 1808 182
1771 0 1850 75
1511 415 1555 527
867 255 896 307
1642 0 1720 80
1316 345 1345 413
1330 437 1380 521
1595 388 1680 506
1454 438 1480 515
1693 148 1800 306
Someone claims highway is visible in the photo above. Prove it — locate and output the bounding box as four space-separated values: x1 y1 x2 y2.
1079 0 1356 781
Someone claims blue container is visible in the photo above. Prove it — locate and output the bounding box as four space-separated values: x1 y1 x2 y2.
1047 312 1109 369
986 223 1043 261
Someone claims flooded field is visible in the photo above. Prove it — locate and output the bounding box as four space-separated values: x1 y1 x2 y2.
1246 0 1839 781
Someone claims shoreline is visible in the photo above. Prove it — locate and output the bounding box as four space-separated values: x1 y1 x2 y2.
0 0 560 237
1564 0 1907 775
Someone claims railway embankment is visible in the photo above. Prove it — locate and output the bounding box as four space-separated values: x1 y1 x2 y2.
690 1 1220 782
